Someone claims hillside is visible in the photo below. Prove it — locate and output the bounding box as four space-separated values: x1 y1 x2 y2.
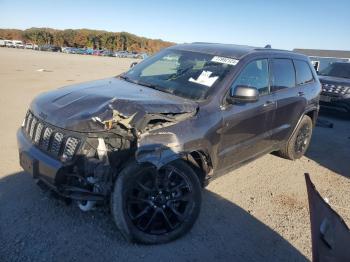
0 28 174 54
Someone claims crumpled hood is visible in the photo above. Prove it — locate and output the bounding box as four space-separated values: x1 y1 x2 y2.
30 77 198 132
318 75 350 86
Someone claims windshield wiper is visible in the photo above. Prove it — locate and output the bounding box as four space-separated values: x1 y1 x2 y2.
120 75 150 87
136 81 170 93
120 75 173 95
119 74 134 83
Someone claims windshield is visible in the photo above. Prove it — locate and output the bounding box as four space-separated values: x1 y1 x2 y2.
319 63 350 79
123 49 238 100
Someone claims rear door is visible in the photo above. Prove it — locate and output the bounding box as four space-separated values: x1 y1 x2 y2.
217 58 276 170
269 58 307 144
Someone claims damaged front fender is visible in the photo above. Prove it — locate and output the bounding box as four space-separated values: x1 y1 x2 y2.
135 132 184 168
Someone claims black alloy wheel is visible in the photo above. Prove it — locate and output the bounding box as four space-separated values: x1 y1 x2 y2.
111 160 202 244
126 165 194 235
276 115 313 160
294 124 311 154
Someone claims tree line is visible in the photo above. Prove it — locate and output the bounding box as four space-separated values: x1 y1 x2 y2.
0 28 174 53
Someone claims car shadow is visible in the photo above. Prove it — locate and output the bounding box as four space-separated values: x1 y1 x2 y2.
0 172 308 262
306 111 350 178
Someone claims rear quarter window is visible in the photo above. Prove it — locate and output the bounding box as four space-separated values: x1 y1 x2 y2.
294 60 314 85
270 59 295 92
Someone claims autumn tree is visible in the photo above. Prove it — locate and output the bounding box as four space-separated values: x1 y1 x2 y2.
0 27 174 54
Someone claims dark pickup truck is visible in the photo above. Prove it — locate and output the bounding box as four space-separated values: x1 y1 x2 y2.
17 43 321 243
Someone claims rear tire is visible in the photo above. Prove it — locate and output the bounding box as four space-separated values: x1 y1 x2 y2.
277 115 313 160
111 160 201 244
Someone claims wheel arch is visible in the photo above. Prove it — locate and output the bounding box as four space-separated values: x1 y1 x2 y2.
290 107 318 139
135 145 213 187
305 107 319 127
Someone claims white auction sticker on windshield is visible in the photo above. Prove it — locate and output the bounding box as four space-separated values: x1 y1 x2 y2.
211 56 239 65
189 71 219 87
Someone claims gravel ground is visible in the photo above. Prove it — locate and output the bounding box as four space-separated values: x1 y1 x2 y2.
0 48 349 262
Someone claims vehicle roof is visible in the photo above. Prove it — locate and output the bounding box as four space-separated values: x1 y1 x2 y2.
168 42 306 60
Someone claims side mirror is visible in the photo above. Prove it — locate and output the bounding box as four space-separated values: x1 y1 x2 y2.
130 62 138 68
227 85 259 104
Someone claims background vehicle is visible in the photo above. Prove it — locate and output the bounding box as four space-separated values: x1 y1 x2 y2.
318 62 350 115
14 40 24 48
17 43 320 244
39 45 61 52
101 50 114 57
25 43 33 49
25 43 34 49
61 47 70 53
93 49 105 56
137 52 148 59
6 40 15 47
84 48 94 55
115 50 137 58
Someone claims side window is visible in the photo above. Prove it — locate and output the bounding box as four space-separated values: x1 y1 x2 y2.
232 59 269 95
294 60 314 85
270 59 295 92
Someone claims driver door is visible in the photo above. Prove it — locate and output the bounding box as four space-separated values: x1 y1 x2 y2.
217 59 276 170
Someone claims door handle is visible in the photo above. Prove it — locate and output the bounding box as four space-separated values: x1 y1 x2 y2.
298 91 305 96
263 100 274 107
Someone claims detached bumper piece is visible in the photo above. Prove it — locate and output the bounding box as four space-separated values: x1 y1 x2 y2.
305 173 350 261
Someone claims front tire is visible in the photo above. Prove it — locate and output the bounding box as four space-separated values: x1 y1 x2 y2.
277 115 313 160
111 160 202 244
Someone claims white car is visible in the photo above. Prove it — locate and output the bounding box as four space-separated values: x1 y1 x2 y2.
25 43 34 49
14 41 24 48
6 41 15 47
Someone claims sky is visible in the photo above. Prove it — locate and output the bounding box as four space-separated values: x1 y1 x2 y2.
0 0 349 50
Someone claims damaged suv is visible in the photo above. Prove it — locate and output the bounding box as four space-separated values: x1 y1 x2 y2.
17 43 321 244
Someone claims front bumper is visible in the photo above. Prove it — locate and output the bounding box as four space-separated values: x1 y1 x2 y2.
319 95 350 113
17 128 107 201
17 127 63 185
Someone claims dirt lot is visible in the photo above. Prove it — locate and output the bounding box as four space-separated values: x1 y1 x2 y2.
0 48 349 262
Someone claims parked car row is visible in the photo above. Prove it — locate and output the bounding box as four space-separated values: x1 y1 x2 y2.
0 39 148 59
62 47 148 58
0 39 39 49
38 45 61 52
114 50 147 59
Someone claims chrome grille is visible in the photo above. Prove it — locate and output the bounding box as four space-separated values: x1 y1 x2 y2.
23 111 80 161
63 137 79 160
321 83 350 96
24 111 30 130
51 132 64 156
34 122 43 144
26 113 33 133
29 118 37 139
41 127 53 150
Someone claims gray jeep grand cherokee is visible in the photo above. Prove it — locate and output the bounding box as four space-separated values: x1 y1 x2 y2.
17 43 321 243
